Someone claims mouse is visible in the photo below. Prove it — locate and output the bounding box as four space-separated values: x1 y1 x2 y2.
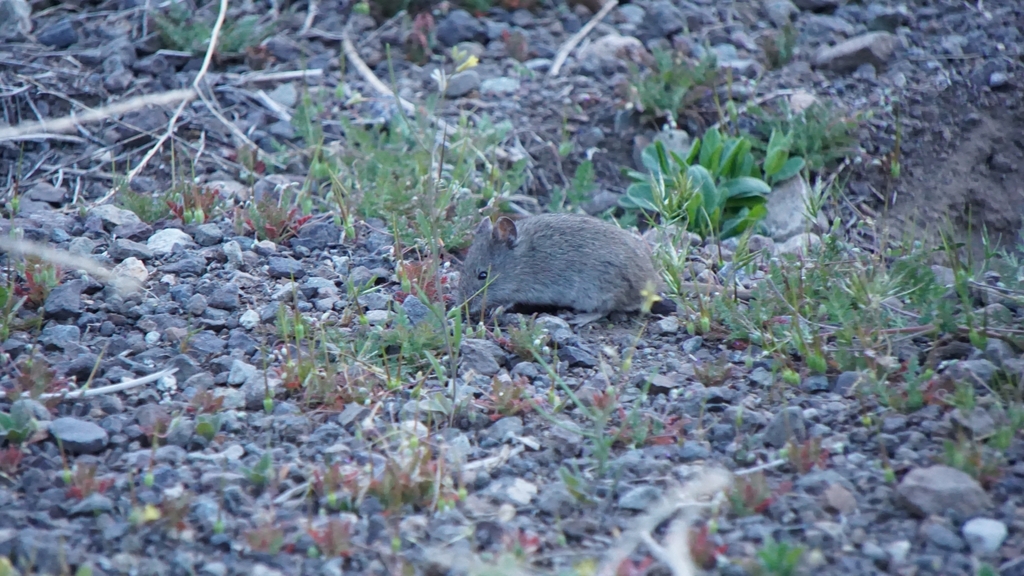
458 213 670 325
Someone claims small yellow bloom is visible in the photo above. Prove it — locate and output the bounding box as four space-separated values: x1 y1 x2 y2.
455 54 479 73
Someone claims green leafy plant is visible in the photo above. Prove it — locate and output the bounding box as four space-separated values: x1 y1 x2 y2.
749 100 860 173
154 4 272 57
756 536 804 576
0 410 36 444
628 49 719 126
621 126 794 238
118 188 172 223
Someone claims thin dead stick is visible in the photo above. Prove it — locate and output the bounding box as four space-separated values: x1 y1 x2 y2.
0 89 195 141
224 68 324 84
548 0 619 77
123 0 229 186
340 31 453 135
597 468 732 576
0 235 141 295
0 368 178 401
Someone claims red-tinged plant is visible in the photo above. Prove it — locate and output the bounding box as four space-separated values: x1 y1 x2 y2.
478 376 534 419
785 437 830 474
0 447 23 476
407 12 435 64
166 184 220 224
308 517 355 558
187 388 225 415
395 258 448 305
242 199 313 243
616 556 654 576
503 528 541 559
64 463 115 500
246 523 288 554
14 257 62 308
689 524 727 569
501 29 530 62
728 472 789 517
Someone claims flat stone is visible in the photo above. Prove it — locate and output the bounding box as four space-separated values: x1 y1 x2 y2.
49 417 109 454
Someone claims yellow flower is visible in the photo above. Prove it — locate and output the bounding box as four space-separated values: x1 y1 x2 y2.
455 54 479 73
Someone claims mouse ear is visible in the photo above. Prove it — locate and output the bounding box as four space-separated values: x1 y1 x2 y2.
493 217 518 247
474 218 493 237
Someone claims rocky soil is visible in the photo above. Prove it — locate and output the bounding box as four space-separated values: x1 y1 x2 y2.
1 0 1024 575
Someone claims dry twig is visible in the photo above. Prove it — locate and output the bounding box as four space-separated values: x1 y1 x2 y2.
0 89 195 142
548 0 619 77
122 0 231 187
0 368 178 401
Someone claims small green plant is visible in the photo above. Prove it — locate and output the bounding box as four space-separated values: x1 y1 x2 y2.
748 100 860 173
239 191 313 242
548 160 595 213
0 283 27 342
0 410 36 444
154 4 272 57
118 188 172 223
627 49 719 126
244 452 274 489
621 125 800 238
762 22 797 69
756 536 804 576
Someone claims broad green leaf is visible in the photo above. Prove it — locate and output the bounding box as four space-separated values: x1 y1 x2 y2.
699 128 722 169
739 154 756 178
721 138 752 179
687 165 717 211
685 138 701 164
641 143 664 175
763 144 788 176
773 157 806 183
720 177 771 199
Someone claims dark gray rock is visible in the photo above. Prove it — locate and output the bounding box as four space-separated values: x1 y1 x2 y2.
436 10 487 47
50 417 109 454
37 19 78 48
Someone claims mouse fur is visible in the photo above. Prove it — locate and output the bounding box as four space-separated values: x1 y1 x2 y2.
458 213 663 320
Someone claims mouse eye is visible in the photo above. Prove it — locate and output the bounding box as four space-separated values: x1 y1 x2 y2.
477 270 488 280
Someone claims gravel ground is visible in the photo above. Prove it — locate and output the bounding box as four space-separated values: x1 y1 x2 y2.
1 0 1024 575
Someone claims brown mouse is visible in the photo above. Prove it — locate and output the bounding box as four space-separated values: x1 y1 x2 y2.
458 213 665 324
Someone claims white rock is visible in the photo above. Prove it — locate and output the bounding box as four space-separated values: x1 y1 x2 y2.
239 309 260 330
148 228 195 256
777 233 822 256
91 204 142 228
962 517 1007 554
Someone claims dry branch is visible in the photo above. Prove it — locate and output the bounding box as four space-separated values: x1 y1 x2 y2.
548 0 619 77
0 89 196 142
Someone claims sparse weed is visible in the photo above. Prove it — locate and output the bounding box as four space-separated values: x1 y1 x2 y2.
627 48 719 127
154 4 272 57
118 188 172 223
755 536 804 576
728 472 788 517
748 100 861 173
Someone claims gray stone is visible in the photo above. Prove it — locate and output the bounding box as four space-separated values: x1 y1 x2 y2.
814 32 900 73
763 406 806 448
617 485 661 511
401 295 432 326
37 19 78 48
922 522 965 551
194 224 224 247
460 338 504 376
268 257 305 279
44 279 87 321
896 465 992 518
50 417 109 454
436 10 486 47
